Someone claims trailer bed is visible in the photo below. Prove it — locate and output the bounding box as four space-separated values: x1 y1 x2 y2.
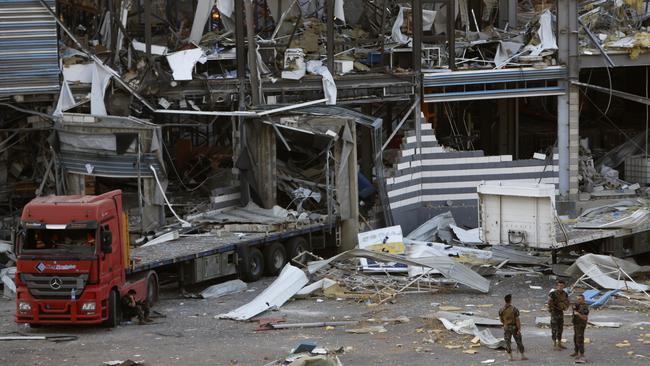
555 221 650 247
127 222 333 274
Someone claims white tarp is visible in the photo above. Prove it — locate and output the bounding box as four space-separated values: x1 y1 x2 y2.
438 317 505 349
90 62 112 116
63 63 94 83
166 48 207 81
306 61 337 105
218 264 308 320
566 254 650 292
391 6 437 45
523 10 557 56
494 41 524 69
1 267 16 298
53 80 75 117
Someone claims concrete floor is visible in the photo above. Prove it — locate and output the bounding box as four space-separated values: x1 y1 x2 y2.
0 275 649 366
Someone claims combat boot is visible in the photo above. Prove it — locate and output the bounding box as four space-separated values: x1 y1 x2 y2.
520 352 528 361
569 352 578 357
558 341 567 349
508 352 514 361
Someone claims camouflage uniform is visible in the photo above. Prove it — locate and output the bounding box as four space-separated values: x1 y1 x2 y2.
121 295 150 323
499 304 525 354
572 302 589 356
548 289 569 344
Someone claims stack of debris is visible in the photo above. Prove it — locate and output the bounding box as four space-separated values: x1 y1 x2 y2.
579 140 639 196
580 0 650 59
263 341 344 366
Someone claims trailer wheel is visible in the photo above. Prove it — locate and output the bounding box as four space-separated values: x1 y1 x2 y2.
263 242 286 276
146 273 159 305
242 248 264 282
286 236 311 261
105 289 120 328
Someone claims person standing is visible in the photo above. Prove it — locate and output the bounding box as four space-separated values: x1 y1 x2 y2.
548 279 570 349
499 294 527 361
571 294 589 361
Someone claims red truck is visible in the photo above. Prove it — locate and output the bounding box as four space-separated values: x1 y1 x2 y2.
14 190 157 327
13 190 337 327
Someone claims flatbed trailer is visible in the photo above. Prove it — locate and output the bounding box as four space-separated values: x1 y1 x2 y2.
128 221 338 284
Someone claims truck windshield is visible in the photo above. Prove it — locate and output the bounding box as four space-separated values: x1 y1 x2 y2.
21 229 96 255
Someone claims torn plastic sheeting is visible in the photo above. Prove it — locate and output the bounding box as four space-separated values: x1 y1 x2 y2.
307 248 490 293
218 264 308 320
406 211 456 243
438 317 505 349
63 63 94 83
433 311 502 327
200 279 247 299
306 60 336 105
166 48 207 81
90 62 112 116
566 253 650 292
494 41 524 68
391 6 437 45
53 79 75 117
1 267 16 297
524 9 557 56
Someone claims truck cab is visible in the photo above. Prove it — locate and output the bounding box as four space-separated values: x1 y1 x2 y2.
14 190 130 325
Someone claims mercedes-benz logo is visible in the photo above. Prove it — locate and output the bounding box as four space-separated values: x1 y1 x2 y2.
49 277 63 290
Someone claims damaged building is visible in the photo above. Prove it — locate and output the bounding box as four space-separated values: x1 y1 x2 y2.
3 0 650 268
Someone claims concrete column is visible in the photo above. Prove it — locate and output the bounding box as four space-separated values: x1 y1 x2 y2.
246 121 276 208
557 85 570 199
65 173 85 195
339 121 359 251
568 84 580 197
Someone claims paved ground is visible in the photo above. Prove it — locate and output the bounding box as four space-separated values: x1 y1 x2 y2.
0 275 649 366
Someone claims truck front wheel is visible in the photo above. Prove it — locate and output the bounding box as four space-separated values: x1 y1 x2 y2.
105 289 121 328
242 248 264 282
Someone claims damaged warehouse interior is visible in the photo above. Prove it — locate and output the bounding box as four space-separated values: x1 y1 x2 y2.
1 0 650 365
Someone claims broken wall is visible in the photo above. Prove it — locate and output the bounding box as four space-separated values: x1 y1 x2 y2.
387 123 559 233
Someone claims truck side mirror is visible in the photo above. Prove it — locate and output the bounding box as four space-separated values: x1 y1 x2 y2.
101 229 112 254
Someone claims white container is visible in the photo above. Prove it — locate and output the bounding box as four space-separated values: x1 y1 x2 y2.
334 60 353 75
477 182 556 249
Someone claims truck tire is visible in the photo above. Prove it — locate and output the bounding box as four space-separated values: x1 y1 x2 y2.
242 248 264 282
105 289 120 328
263 242 286 276
146 273 159 305
286 236 311 261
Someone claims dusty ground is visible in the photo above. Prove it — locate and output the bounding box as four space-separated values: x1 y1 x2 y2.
0 275 649 366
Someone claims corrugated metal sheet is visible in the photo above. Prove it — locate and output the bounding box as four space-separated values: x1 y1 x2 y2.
59 152 164 178
0 0 59 97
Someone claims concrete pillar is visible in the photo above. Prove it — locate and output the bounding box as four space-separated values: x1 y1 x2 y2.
568 84 580 197
557 86 570 199
246 122 276 208
339 121 359 251
65 173 85 195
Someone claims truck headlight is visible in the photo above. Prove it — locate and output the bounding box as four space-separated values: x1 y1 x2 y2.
18 302 31 312
81 302 96 311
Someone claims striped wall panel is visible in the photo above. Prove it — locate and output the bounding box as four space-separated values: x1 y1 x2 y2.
210 186 241 212
387 124 558 230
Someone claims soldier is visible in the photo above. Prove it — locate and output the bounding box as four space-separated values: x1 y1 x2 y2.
571 294 589 361
121 289 152 325
548 279 570 349
499 294 527 361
